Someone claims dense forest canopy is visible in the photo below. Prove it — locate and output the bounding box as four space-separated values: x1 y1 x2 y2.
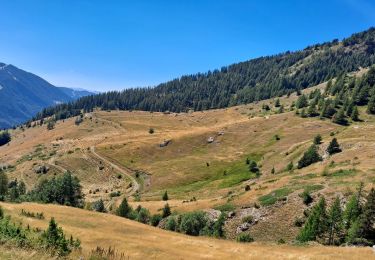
32 27 375 122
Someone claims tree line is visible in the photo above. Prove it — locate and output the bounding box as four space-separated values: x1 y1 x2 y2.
294 66 375 125
0 171 83 208
29 27 375 123
297 183 375 246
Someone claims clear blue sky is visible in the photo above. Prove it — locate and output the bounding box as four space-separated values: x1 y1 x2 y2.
1 0 374 91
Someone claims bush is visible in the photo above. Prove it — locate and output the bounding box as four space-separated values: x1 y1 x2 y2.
148 128 155 134
300 191 313 205
236 233 254 243
165 217 177 231
92 199 106 212
242 215 253 223
179 211 208 236
136 207 150 224
150 214 162 226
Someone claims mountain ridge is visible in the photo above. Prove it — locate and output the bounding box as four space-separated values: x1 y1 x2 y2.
0 64 94 129
34 27 375 121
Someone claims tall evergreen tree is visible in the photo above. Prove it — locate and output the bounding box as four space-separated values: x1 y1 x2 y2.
297 145 322 169
297 197 328 242
332 108 347 125
296 94 308 109
117 198 132 218
358 188 375 244
367 95 375 114
0 171 8 198
351 106 360 121
326 138 342 155
327 197 343 245
162 203 171 218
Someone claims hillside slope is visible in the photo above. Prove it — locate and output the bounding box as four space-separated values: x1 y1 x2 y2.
35 27 375 120
0 202 373 259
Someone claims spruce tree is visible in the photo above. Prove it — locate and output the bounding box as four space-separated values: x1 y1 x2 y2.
358 188 375 243
351 106 360 121
326 138 341 155
297 197 328 242
213 212 226 238
0 171 8 198
343 195 361 230
313 134 322 145
367 95 375 114
327 197 343 245
162 191 169 201
332 108 347 125
162 203 171 218
117 198 132 218
296 94 308 109
249 160 259 173
297 145 322 169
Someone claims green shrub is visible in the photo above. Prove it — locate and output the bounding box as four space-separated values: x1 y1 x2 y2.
236 233 254 243
179 211 208 236
150 214 162 226
165 217 177 231
242 215 253 223
300 191 313 205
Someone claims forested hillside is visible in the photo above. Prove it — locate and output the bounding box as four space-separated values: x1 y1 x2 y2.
34 27 375 121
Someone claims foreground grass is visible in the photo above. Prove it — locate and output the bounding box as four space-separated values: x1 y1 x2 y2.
0 202 373 259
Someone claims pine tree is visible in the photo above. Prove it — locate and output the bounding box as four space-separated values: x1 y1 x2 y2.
274 98 280 107
162 203 171 218
343 195 361 230
116 198 132 218
249 160 259 173
0 171 8 198
367 95 375 114
327 197 343 245
213 212 226 238
297 197 328 242
326 138 341 155
313 134 322 145
332 108 347 125
296 94 308 109
93 199 105 212
358 188 375 243
297 145 322 169
162 191 169 201
351 106 360 121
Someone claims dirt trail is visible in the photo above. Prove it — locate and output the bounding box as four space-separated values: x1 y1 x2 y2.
89 146 139 196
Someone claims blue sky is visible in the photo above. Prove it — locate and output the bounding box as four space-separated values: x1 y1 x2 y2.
1 0 375 91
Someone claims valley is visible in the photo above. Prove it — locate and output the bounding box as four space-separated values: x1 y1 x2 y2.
2 77 375 258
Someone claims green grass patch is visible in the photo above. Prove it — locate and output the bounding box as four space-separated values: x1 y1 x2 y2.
214 203 235 212
258 187 292 206
292 173 318 180
329 169 356 178
302 184 324 193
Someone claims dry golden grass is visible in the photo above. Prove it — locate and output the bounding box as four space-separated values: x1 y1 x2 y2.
1 202 373 260
2 77 375 245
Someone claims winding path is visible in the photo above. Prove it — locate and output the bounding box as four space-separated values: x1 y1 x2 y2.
89 146 140 196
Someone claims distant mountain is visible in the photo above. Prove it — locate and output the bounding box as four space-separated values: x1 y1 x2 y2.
58 86 96 99
0 63 94 129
